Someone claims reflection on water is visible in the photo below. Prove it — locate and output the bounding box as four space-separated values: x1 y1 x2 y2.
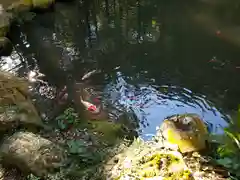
1 0 240 137
0 50 23 73
106 71 228 140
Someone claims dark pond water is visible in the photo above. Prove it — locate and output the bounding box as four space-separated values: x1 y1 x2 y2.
2 0 240 140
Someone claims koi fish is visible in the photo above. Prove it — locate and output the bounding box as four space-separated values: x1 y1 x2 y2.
80 96 101 114
81 69 101 81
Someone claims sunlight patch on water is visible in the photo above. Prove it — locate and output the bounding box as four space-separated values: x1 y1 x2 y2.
106 72 228 140
0 50 23 74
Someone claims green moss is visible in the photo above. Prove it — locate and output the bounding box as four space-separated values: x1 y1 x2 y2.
115 153 182 179
141 153 180 168
164 170 192 180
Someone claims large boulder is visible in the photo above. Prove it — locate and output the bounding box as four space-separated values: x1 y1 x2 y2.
0 71 45 131
156 114 209 153
0 131 67 177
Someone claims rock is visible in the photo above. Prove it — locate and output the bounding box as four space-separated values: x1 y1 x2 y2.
0 165 24 180
32 0 55 9
0 106 21 132
4 0 55 12
157 114 209 153
183 154 229 180
105 139 194 180
0 6 12 37
0 37 13 56
0 131 67 177
0 71 45 131
0 0 56 39
1 0 29 10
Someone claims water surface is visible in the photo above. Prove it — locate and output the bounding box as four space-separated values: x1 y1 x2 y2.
2 0 240 139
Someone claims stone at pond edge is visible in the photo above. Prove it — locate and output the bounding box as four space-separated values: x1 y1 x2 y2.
105 139 193 180
0 71 45 131
6 0 55 11
0 8 12 37
0 165 24 180
157 114 208 153
0 37 13 56
0 131 67 177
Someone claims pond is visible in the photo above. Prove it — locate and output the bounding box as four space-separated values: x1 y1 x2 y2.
2 0 240 140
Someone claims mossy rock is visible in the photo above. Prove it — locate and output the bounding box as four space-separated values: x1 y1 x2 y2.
106 139 193 180
158 114 208 153
0 71 45 131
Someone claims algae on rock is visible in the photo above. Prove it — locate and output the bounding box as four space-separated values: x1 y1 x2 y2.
105 138 193 180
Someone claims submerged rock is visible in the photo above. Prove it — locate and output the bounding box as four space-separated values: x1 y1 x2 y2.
157 114 209 153
0 131 66 177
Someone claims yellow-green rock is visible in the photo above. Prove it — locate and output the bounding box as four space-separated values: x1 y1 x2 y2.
32 0 54 9
7 0 33 12
159 114 208 153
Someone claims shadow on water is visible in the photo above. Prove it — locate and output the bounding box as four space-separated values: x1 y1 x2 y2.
2 0 240 139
